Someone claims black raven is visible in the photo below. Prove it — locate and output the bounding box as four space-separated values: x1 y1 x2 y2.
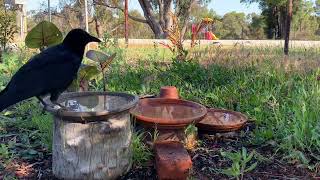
0 29 101 112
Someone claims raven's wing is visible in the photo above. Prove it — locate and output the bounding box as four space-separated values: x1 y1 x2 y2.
5 45 82 99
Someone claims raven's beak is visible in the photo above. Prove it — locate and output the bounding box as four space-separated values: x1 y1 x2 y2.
90 36 101 43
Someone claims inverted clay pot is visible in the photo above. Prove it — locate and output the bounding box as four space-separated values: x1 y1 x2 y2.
159 86 179 99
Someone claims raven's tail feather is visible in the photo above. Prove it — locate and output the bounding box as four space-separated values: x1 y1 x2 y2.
0 90 11 112
0 89 22 112
0 86 7 96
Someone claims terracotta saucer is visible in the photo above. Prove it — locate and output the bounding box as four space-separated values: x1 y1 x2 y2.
197 108 248 133
130 98 207 129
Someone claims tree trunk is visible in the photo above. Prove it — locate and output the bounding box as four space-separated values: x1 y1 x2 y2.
284 0 293 55
276 8 281 39
78 0 86 29
52 112 132 179
0 51 2 63
158 0 165 29
92 3 102 38
138 0 164 38
280 8 287 39
94 17 102 38
159 0 172 37
175 0 196 40
94 0 194 39
125 0 129 45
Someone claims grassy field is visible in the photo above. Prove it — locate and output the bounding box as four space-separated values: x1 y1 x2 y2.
0 44 320 179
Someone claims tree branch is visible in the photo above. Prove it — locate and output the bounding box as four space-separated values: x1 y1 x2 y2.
49 12 74 29
110 23 123 32
89 19 95 24
93 0 148 23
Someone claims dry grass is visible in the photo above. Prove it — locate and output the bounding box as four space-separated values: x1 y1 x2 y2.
115 43 320 76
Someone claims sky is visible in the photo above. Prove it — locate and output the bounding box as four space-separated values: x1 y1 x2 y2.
26 0 262 16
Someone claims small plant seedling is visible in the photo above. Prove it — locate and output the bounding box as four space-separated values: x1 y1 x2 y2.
220 147 258 180
0 143 14 170
69 50 116 92
184 124 198 150
86 50 116 91
185 124 198 136
159 14 215 61
159 12 188 61
149 126 159 143
69 50 115 92
69 64 99 92
0 144 10 160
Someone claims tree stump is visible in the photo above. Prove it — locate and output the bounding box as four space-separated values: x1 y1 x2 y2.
52 112 132 180
45 92 139 180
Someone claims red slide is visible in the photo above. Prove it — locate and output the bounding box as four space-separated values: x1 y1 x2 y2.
205 31 219 40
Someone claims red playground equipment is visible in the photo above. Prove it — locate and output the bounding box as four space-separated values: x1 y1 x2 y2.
205 31 219 40
192 23 219 40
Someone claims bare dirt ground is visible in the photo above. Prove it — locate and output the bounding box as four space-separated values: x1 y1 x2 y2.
2 123 317 180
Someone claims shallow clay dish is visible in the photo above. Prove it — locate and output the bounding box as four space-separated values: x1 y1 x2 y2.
197 108 248 133
130 98 207 129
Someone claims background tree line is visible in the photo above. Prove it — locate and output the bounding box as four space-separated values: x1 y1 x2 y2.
3 0 320 40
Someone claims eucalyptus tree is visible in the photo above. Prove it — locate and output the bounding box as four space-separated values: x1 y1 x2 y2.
241 0 297 39
0 0 17 53
241 0 304 54
93 0 212 39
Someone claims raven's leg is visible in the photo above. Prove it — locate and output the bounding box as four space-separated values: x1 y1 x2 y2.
36 96 49 113
36 96 47 106
50 92 67 109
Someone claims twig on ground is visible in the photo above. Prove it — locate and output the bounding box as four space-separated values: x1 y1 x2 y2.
0 115 16 121
255 171 306 179
0 134 18 138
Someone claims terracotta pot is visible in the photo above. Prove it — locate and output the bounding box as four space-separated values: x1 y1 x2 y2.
159 86 179 99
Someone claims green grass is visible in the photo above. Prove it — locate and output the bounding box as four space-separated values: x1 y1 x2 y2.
131 131 153 167
31 112 53 152
104 46 320 169
0 45 319 173
125 46 173 61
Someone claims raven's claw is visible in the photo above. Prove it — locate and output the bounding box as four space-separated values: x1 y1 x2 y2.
52 103 70 111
